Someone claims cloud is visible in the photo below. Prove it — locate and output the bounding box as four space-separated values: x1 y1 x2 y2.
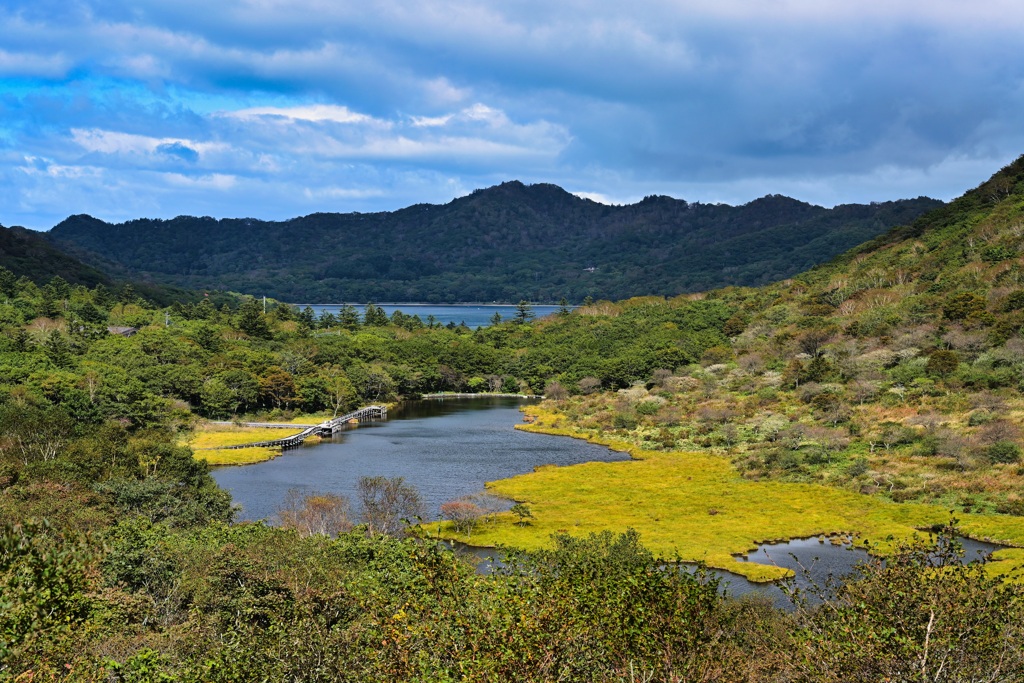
0 0 1022 230
228 105 378 125
0 49 69 78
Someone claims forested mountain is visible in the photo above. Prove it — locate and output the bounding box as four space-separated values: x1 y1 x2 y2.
0 223 237 307
45 183 941 302
0 223 111 288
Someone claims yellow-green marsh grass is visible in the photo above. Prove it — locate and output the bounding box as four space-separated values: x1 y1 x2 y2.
197 446 281 466
445 407 1024 582
183 423 322 466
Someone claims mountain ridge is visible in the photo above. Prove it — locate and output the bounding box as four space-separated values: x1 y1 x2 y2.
45 182 943 303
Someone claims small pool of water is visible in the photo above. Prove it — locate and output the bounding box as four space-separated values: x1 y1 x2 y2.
453 534 1006 611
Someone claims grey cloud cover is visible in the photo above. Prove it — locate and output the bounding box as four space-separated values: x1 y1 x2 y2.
1 0 1022 228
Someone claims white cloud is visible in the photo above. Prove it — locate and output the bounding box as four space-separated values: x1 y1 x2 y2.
162 172 237 189
410 114 453 128
572 191 617 205
70 129 227 158
228 104 379 125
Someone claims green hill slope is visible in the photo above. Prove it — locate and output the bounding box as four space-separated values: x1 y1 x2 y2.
0 224 112 288
523 154 1024 517
0 223 234 307
45 183 941 302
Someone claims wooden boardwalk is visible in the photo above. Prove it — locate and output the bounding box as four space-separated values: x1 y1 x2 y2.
215 405 388 451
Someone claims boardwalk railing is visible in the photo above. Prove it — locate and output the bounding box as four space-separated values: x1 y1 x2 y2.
215 405 388 451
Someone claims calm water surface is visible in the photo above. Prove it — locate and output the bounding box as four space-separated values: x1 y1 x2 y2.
213 397 627 522
300 303 567 328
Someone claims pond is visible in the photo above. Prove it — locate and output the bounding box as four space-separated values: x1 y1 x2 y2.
212 397 629 523
457 534 1004 611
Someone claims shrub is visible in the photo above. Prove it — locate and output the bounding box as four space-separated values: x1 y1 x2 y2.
635 400 661 416
613 412 638 429
846 457 869 477
440 499 486 536
926 349 960 377
987 441 1022 464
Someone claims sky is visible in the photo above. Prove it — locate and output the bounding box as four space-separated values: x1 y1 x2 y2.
1 0 1023 230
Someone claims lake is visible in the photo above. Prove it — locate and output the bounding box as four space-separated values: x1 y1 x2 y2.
297 303 568 328
212 397 628 523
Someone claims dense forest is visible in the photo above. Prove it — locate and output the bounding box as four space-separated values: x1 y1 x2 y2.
45 183 941 303
0 224 237 309
3 158 1024 680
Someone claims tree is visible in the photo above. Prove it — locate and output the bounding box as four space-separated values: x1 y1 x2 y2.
363 302 388 327
927 349 960 378
558 297 571 316
236 297 271 339
276 489 353 537
357 476 423 536
298 305 317 325
439 499 486 537
0 521 92 671
338 304 360 330
544 380 568 400
943 292 986 321
0 266 16 298
200 378 236 418
259 370 297 409
43 330 72 368
513 300 534 324
510 502 533 526
0 404 74 466
322 365 357 417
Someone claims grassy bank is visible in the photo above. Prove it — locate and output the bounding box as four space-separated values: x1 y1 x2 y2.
442 406 1024 582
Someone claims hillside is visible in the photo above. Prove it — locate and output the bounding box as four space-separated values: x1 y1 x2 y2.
522 154 1024 516
0 223 236 308
0 223 112 288
45 184 941 302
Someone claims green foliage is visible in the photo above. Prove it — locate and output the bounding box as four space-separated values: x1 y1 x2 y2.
235 297 271 339
0 520 92 672
987 440 1022 464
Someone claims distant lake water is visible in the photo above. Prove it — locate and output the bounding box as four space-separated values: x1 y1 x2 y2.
297 303 568 328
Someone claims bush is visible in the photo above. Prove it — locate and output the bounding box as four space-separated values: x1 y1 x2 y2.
613 412 638 429
635 400 661 416
846 457 869 477
987 441 1022 464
